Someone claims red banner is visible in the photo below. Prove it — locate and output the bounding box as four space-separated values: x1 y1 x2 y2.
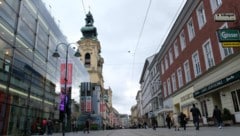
100 101 106 112
86 96 92 112
60 63 73 85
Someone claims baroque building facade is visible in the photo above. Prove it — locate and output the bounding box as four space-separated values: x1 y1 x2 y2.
77 12 118 129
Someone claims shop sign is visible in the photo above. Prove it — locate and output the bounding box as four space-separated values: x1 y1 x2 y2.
181 93 193 102
214 13 236 22
222 42 240 48
217 29 240 42
193 71 240 98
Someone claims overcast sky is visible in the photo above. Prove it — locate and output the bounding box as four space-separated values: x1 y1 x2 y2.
42 0 186 115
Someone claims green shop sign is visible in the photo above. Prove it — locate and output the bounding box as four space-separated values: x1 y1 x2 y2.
193 71 240 98
217 29 240 42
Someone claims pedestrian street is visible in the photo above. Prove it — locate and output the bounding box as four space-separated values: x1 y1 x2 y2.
44 126 240 136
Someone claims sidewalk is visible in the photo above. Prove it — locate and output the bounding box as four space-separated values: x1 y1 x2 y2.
38 126 240 136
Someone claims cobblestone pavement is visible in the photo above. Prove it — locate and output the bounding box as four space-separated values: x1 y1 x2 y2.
39 126 240 136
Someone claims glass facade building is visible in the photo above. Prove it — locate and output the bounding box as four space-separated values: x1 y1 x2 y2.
0 0 89 135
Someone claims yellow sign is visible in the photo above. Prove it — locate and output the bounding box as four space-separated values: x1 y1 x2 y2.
222 42 240 48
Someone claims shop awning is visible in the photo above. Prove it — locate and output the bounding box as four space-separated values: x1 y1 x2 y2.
154 108 173 115
193 71 240 98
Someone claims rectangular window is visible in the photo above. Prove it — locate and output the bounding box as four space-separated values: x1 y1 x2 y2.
169 48 173 65
167 78 172 95
171 73 177 92
200 100 208 116
231 90 240 112
187 18 195 41
180 30 186 51
174 40 179 58
163 82 167 97
184 60 191 83
161 61 165 74
165 55 169 70
192 51 201 77
210 0 222 13
196 2 207 29
177 67 183 88
203 39 215 69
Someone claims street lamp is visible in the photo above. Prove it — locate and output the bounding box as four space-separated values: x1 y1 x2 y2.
52 42 81 136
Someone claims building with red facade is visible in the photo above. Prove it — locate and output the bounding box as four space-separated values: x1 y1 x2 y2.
156 0 240 124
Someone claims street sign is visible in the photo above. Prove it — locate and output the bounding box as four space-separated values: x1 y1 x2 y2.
214 13 236 22
217 29 240 42
222 42 240 48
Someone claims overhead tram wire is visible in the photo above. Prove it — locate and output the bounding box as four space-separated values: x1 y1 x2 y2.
131 0 152 81
154 0 187 53
82 0 87 14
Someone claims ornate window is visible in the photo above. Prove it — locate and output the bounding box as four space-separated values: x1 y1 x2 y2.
84 53 91 67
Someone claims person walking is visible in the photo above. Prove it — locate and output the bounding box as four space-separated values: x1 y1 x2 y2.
42 118 47 134
143 122 147 129
47 118 53 135
172 113 180 131
84 119 90 134
190 104 201 130
166 114 172 129
152 119 157 130
212 105 223 129
179 112 187 130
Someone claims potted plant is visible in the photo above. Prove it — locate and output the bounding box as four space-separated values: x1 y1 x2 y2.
222 108 233 126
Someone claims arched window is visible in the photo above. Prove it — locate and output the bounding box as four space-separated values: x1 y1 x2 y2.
85 53 91 67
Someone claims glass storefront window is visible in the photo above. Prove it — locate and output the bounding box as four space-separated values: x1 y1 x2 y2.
0 20 15 44
48 35 58 53
0 1 17 28
46 62 56 78
20 2 37 31
33 63 46 79
37 23 49 45
34 51 46 70
31 84 43 97
15 36 34 61
17 19 35 45
0 39 12 73
5 0 19 13
36 38 48 56
231 90 240 112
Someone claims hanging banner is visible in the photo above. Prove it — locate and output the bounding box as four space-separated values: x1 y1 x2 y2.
60 63 73 85
86 96 92 112
100 101 106 113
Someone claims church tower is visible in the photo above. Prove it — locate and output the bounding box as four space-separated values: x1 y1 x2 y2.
77 12 104 87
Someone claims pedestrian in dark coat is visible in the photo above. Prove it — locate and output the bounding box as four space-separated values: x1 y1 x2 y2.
166 114 172 129
47 118 53 135
179 112 187 130
190 104 201 130
84 119 90 133
212 105 223 129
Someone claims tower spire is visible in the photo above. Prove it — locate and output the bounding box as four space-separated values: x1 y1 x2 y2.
81 11 98 39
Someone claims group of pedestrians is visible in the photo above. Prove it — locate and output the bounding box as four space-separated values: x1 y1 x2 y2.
165 104 223 131
167 112 187 131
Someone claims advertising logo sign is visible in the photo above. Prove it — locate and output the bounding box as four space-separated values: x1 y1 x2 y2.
217 29 240 42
